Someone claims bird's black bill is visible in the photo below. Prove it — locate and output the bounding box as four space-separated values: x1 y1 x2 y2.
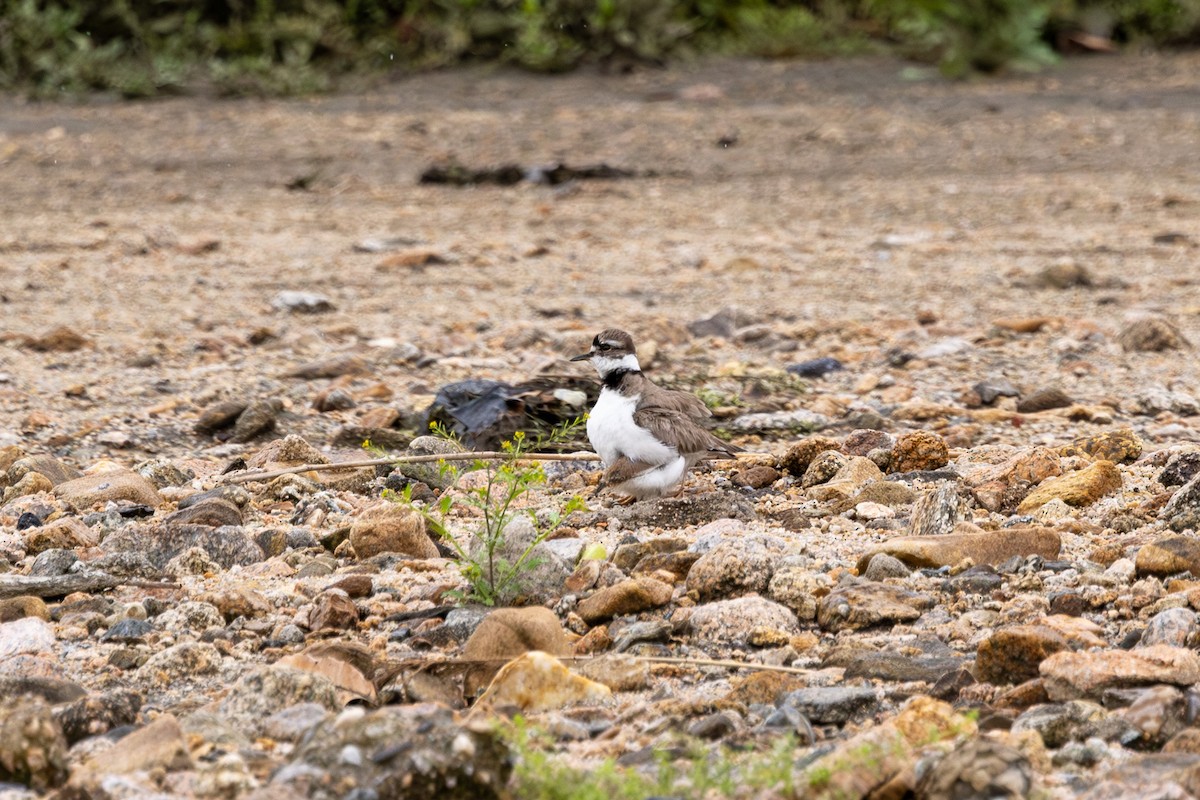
570 352 593 361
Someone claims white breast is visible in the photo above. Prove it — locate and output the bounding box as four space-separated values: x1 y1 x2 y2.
587 389 677 466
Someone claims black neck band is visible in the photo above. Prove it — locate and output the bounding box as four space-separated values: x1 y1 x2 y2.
602 369 639 389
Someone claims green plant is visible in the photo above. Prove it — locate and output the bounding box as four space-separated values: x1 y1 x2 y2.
503 715 799 800
389 420 587 606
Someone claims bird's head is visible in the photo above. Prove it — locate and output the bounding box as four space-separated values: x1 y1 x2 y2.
570 328 640 377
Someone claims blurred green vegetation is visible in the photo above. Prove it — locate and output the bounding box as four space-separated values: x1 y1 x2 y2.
0 0 1198 96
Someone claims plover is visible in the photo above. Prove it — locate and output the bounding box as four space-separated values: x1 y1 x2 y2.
571 328 740 500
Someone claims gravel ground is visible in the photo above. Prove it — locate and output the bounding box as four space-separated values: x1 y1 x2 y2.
1 53 1200 799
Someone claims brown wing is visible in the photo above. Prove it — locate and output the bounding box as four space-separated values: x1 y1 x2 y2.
603 456 656 486
633 402 737 458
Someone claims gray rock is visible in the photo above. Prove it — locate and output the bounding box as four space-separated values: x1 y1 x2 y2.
862 553 911 581
972 377 1021 406
54 688 142 745
1161 473 1200 532
0 696 67 790
100 523 264 570
283 704 510 799
216 666 342 737
685 533 788 601
917 738 1036 799
1159 452 1200 487
100 618 154 644
909 483 960 536
841 652 965 683
27 549 78 577
687 594 798 646
767 560 831 621
135 642 222 686
153 601 225 633
0 617 55 661
817 581 933 632
1140 607 1199 649
396 435 467 490
1081 754 1200 800
1122 685 1190 747
468 516 569 605
779 687 879 725
261 703 331 742
1012 700 1137 748
271 290 334 314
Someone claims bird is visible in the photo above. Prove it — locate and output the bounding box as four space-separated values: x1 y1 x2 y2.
570 328 741 500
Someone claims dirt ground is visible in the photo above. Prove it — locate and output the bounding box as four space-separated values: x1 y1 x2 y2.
1 52 1199 460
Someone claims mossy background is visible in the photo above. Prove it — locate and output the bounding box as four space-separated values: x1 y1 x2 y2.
2 0 1199 97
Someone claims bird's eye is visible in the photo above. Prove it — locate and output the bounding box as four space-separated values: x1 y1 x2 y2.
598 343 612 351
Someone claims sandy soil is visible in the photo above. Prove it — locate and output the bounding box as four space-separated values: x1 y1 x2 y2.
1 52 1199 462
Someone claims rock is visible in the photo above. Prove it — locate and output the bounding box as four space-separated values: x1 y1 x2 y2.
1136 535 1200 577
155 601 225 632
307 590 359 631
1118 316 1190 352
731 464 780 489
199 587 273 622
1160 452 1200 487
54 689 142 744
889 430 949 473
1041 645 1200 700
1140 607 1199 649
1083 753 1200 799
23 325 88 353
817 582 933 632
271 290 334 313
1161 473 1200 533
194 400 248 435
246 433 329 469
971 377 1022 405
609 490 756 527
685 533 787 601
862 553 911 580
767 560 832 621
286 704 509 799
21 517 97 554
575 654 650 692
75 714 190 779
968 446 1064 489
215 666 342 734
0 617 55 661
101 618 153 643
801 697 976 799
467 516 570 605
1059 428 1142 464
1017 460 1122 513
101 523 264 570
577 577 673 623
161 497 243 528
808 456 884 503
261 703 329 742
1016 386 1073 413
1034 260 1092 288
0 597 48 624
1011 700 1116 748
393 434 466 490
1136 386 1200 416
801 450 847 487
2 472 53 506
462 607 571 696
917 738 1036 799
841 651 964 683
1123 685 1190 746
349 502 437 559
135 641 223 685
787 357 843 378
855 526 1061 572
282 353 371 379
230 398 281 442
909 483 960 536
5 455 81 487
780 687 879 725
613 537 687 571
0 696 67 790
477 651 611 711
54 470 163 511
779 436 841 477
688 594 798 646
977 624 1074 685
134 458 192 488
